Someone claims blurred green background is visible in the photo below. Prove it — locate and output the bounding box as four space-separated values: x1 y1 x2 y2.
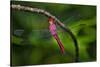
11 1 96 66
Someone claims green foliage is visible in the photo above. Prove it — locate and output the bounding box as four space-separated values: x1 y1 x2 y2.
11 1 96 66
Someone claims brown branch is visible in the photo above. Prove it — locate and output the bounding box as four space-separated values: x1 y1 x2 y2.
11 4 65 27
11 4 79 62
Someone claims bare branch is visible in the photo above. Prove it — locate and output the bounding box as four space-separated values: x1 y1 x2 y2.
11 4 65 27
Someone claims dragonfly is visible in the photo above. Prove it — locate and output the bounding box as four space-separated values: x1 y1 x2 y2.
48 17 65 55
13 15 81 55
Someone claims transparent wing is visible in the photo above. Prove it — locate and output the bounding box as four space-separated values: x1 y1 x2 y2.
13 29 52 39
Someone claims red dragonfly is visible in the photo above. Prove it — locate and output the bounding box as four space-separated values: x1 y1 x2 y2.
14 17 65 55
48 17 65 55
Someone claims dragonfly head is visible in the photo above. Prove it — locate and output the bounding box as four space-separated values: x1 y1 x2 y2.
48 17 55 25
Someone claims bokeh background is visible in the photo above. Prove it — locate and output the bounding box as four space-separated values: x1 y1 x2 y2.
11 1 96 66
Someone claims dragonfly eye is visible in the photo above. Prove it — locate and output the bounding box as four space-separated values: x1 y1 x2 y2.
48 17 55 24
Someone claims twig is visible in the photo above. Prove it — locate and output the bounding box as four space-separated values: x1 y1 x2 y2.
11 4 65 27
11 4 79 62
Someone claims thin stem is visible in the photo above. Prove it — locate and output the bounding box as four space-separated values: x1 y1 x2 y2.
11 4 79 62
